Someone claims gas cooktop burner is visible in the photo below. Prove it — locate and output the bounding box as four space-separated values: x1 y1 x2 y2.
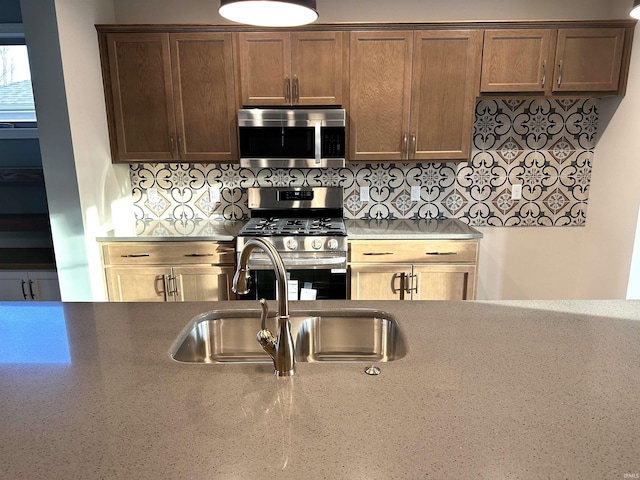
239 217 346 237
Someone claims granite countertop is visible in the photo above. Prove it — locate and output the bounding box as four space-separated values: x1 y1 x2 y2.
99 217 482 242
97 217 246 242
1 299 639 478
345 217 483 240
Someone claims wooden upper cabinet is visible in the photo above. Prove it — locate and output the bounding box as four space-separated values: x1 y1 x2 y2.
411 30 482 161
349 30 481 162
170 33 238 162
238 31 346 106
481 27 629 95
292 31 345 105
237 32 291 105
481 29 554 93
106 33 176 161
553 28 625 92
102 32 237 163
349 31 413 161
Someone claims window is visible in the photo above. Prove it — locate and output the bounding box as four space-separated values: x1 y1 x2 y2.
0 30 36 125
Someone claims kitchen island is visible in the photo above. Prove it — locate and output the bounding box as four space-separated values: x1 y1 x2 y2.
1 300 639 478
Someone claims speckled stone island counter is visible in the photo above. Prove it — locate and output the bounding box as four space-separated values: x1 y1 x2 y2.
1 300 639 479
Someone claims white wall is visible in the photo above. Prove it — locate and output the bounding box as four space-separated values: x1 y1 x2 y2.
54 0 131 301
582 21 640 299
113 0 631 23
21 0 125 301
20 0 94 301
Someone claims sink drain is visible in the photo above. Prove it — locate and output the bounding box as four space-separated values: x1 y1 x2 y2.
364 365 381 376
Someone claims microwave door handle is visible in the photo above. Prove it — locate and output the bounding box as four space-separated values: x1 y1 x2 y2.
314 121 321 165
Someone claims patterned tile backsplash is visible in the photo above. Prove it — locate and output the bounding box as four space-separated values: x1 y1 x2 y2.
130 98 598 227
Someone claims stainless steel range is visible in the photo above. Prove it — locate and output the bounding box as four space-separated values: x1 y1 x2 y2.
236 187 348 300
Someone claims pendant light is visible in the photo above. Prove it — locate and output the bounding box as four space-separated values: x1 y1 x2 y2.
631 0 640 19
219 0 318 27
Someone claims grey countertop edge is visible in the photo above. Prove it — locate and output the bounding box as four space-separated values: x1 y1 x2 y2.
95 234 238 242
98 218 483 242
345 231 483 240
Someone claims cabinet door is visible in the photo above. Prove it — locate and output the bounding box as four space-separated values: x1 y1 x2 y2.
105 266 171 302
173 266 235 301
481 29 554 93
291 31 345 105
28 271 61 301
349 31 413 161
349 264 411 300
411 264 476 300
170 33 238 161
411 30 481 161
105 33 176 162
238 32 291 106
0 272 29 301
553 28 625 92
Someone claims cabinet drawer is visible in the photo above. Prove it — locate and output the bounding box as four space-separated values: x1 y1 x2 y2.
102 241 236 265
349 240 478 264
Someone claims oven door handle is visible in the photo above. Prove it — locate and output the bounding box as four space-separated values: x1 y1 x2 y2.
247 256 347 269
314 121 322 166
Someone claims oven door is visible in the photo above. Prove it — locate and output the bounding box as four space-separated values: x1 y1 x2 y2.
240 268 347 301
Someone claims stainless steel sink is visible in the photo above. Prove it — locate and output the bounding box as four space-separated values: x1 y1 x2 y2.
170 308 406 364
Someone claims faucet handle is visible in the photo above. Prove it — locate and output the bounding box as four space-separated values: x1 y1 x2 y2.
257 298 277 349
259 298 269 330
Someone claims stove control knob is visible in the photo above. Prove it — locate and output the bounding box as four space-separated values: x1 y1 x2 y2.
327 239 339 250
311 239 323 250
286 238 298 250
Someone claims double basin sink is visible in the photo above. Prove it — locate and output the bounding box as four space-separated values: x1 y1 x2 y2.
171 307 406 364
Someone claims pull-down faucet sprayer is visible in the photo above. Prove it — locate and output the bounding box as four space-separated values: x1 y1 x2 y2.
232 237 295 377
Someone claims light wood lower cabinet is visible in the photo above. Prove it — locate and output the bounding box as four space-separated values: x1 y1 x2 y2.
101 241 236 302
348 240 479 300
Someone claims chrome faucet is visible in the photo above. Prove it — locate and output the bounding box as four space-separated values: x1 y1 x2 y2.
232 237 295 377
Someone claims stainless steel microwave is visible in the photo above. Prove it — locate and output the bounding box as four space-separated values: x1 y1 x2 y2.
238 108 346 168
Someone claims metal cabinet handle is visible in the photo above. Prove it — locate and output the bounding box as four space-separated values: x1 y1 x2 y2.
284 77 291 103
411 133 417 157
177 135 183 158
557 60 563 87
121 253 151 258
28 279 35 300
406 273 418 294
363 252 394 256
162 274 170 302
541 60 546 88
292 76 299 104
168 275 178 296
184 253 214 257
391 273 403 294
169 135 176 159
426 251 457 256
21 279 28 300
402 133 408 156
163 274 178 302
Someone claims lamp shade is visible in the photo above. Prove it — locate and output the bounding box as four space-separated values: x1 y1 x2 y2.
631 0 640 19
219 0 318 27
